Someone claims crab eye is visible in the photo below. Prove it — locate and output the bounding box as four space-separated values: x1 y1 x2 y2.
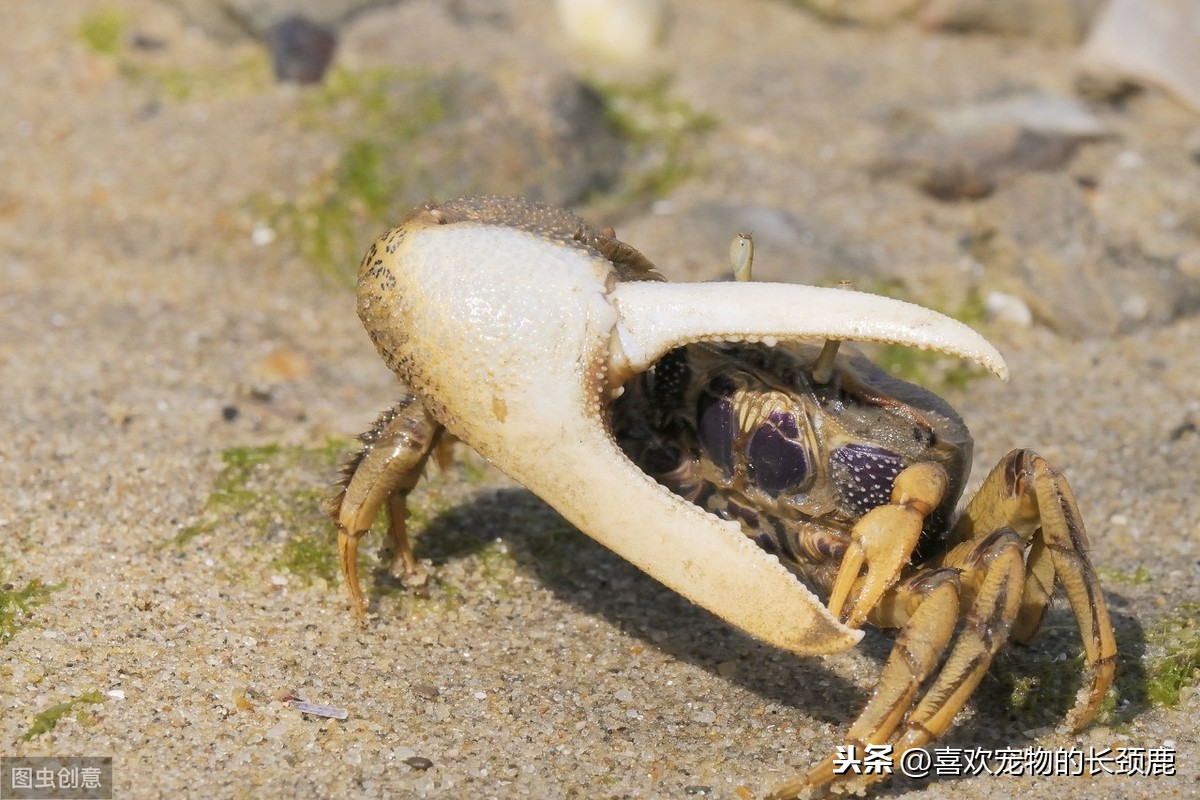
745 411 811 494
831 443 904 515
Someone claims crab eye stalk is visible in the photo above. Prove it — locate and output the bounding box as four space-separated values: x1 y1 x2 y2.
730 232 755 283
809 339 841 385
811 281 857 385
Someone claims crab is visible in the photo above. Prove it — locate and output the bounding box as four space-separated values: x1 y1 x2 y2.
328 195 1116 797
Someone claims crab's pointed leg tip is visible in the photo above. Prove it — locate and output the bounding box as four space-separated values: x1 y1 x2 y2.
337 528 368 621
1068 663 1115 731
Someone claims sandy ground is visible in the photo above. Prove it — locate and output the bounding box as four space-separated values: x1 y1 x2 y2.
2 1 1198 798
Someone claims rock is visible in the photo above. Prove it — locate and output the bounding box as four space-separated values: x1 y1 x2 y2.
873 92 1108 200
919 0 1104 44
969 173 1192 336
1179 249 1200 279
983 290 1033 327
447 0 513 28
614 201 881 284
267 16 336 83
162 0 397 40
789 0 924 26
320 68 626 212
330 4 629 205
793 0 1105 36
556 0 667 61
1077 0 1200 113
437 71 626 206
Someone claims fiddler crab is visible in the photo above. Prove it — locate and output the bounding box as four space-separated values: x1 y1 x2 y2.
328 195 1116 797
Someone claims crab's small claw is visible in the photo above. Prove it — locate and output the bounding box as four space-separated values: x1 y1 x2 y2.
826 462 948 628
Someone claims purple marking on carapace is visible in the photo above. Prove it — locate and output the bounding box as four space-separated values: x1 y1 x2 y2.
745 416 810 494
769 409 799 438
698 396 736 476
831 443 903 515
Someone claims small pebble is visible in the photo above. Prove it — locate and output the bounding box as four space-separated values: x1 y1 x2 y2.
984 291 1033 327
1176 249 1200 279
1115 150 1144 170
267 16 336 84
556 0 666 61
289 699 349 720
405 756 434 770
251 224 276 246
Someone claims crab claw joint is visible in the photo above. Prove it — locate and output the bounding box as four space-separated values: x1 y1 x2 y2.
356 196 1008 657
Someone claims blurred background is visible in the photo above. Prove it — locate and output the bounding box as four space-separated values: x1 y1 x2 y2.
2 2 1198 798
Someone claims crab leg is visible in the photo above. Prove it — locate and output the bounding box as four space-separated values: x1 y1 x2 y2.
787 450 1119 798
762 461 961 797
771 567 962 799
773 528 1027 799
328 395 444 618
774 462 958 795
1012 530 1055 643
775 452 1113 797
891 529 1026 750
946 449 1117 728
